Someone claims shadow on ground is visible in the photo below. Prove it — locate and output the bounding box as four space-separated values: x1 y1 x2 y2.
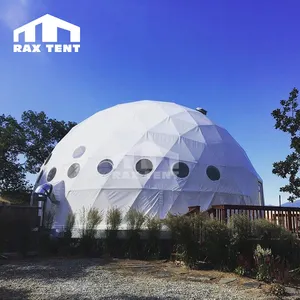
0 288 179 300
50 295 179 300
0 258 111 281
0 287 30 299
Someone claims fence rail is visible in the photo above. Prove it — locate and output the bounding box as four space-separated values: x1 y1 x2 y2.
0 205 41 228
207 204 300 234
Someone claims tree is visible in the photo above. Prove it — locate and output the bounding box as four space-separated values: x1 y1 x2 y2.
21 110 76 173
0 111 76 197
0 114 29 193
271 87 300 201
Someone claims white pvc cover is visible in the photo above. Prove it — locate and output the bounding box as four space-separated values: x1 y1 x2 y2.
35 100 264 229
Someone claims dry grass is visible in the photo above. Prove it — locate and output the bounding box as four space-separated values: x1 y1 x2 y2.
104 259 271 299
106 259 265 284
0 197 10 204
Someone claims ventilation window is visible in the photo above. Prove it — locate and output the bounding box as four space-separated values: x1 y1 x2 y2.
173 162 189 178
68 163 80 178
47 168 57 182
136 159 153 175
44 153 52 166
206 165 220 181
97 159 113 175
73 146 86 158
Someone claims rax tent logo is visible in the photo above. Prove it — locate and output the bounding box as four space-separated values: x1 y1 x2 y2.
13 14 80 53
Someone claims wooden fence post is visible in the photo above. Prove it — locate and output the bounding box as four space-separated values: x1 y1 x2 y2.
288 211 292 232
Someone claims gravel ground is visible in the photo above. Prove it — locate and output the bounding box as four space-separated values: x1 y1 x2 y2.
0 259 271 300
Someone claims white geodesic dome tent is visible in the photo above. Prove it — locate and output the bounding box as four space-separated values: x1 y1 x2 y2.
34 100 264 229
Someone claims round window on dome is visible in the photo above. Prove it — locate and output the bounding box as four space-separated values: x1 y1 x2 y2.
68 163 80 179
97 159 113 175
136 159 153 175
73 146 86 158
44 153 52 166
206 165 220 181
47 167 57 182
172 162 189 178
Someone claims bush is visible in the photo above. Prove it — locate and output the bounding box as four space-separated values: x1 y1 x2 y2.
79 207 103 256
229 213 253 241
254 244 273 282
125 209 145 231
253 219 285 240
60 212 76 256
105 207 122 257
234 265 246 276
253 218 299 268
39 205 57 256
124 209 145 259
164 213 208 267
202 219 230 268
269 283 286 299
228 214 254 268
271 255 290 284
144 216 162 259
106 207 122 231
43 205 56 230
65 212 76 238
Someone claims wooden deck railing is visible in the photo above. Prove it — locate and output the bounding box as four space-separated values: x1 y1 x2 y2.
0 205 41 227
206 204 300 233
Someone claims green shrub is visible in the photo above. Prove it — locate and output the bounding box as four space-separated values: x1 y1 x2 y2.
79 207 103 256
202 219 230 268
43 206 56 230
253 219 284 240
80 207 103 237
144 216 162 259
228 214 254 267
65 212 76 238
164 213 208 267
39 205 57 256
124 209 145 259
146 215 162 233
269 283 286 299
59 212 76 256
228 213 253 241
105 207 122 257
125 209 145 231
106 207 122 231
234 265 246 276
253 218 299 268
254 244 273 282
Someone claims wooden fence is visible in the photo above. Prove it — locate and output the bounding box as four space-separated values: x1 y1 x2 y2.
0 205 41 253
0 205 40 227
207 204 300 234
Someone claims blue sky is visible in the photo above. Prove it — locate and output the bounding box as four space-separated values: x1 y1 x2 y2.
0 0 299 205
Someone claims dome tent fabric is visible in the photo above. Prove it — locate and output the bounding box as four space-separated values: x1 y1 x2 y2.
34 100 264 230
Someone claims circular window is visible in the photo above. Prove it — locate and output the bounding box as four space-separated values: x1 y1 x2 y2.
97 159 113 175
172 162 189 178
44 153 52 165
47 168 57 182
136 159 153 175
206 165 220 181
68 163 80 178
73 146 86 158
